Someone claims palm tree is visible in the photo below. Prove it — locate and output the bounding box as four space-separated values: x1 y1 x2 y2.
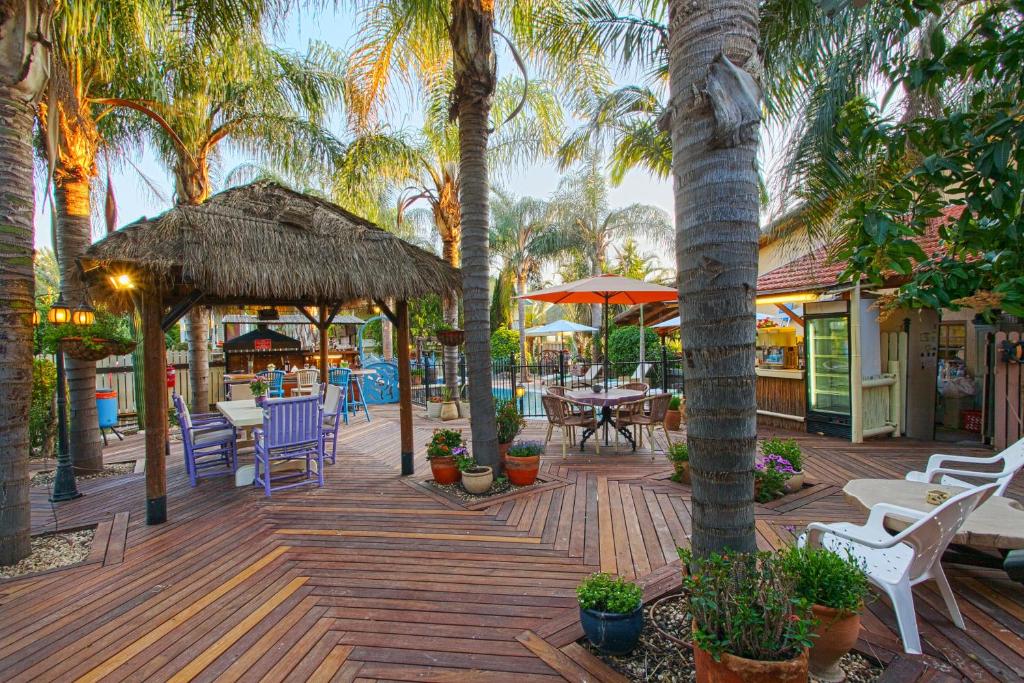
335 76 563 397
109 33 346 410
489 189 575 376
0 1 53 566
36 0 162 475
669 0 761 556
548 154 671 359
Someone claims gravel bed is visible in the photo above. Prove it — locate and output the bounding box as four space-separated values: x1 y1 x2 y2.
427 478 541 501
580 591 882 682
0 529 95 579
31 462 136 488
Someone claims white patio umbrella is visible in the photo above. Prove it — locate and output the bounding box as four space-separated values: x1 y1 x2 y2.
525 319 598 358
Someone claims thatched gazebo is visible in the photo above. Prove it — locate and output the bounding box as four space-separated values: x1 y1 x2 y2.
82 181 460 524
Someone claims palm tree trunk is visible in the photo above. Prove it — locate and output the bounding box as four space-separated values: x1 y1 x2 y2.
187 308 210 410
54 176 104 475
451 0 498 471
441 238 460 395
669 0 760 556
0 1 51 565
516 272 530 380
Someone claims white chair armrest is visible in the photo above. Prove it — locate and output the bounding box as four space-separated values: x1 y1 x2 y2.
802 521 899 551
926 467 1005 482
926 452 1001 470
866 503 928 531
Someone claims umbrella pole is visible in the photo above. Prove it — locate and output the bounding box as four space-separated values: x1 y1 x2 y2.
603 295 609 393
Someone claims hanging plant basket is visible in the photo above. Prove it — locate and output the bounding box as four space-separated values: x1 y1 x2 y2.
436 329 466 347
62 337 138 362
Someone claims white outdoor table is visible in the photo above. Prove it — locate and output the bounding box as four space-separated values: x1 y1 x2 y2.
215 399 265 429
843 478 1024 551
565 387 646 449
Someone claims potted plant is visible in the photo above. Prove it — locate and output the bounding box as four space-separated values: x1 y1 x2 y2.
576 572 644 656
762 437 804 492
439 386 459 421
505 440 542 486
495 398 525 460
680 549 813 683
754 453 795 503
783 546 871 682
40 309 137 361
426 429 463 484
411 368 425 387
459 387 471 418
455 450 493 494
250 377 269 406
427 395 444 419
667 442 690 484
665 394 683 431
435 324 466 347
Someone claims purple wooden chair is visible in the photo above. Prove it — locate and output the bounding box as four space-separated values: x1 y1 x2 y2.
173 392 237 486
321 383 345 464
253 395 324 496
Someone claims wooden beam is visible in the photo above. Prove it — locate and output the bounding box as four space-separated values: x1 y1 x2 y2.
161 291 204 333
396 299 414 475
142 284 168 524
775 303 804 328
375 299 398 325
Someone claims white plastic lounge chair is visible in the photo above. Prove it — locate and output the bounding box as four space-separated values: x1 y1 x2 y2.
576 364 603 386
799 482 998 654
905 436 1024 496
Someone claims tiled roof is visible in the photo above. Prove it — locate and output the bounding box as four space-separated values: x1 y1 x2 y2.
756 206 964 295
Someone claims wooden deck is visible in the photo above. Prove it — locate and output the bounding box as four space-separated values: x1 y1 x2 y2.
3 406 1023 682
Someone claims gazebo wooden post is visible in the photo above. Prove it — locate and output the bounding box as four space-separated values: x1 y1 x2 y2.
142 284 168 524
318 304 330 379
396 299 414 475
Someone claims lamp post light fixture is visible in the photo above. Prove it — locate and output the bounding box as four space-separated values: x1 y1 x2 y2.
515 383 526 414
41 294 95 502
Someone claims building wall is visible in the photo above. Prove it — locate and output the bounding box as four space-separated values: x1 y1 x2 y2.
879 309 939 440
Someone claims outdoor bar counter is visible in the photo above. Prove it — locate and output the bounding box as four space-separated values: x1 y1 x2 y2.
756 367 806 430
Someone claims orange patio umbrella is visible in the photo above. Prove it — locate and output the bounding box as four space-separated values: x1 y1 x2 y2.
520 274 678 390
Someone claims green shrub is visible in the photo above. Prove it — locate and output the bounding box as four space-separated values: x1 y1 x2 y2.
761 437 803 471
495 399 525 443
679 549 814 662
667 442 689 482
607 325 661 382
754 454 794 503
668 394 681 411
576 573 643 614
781 546 871 613
30 358 57 458
490 327 527 362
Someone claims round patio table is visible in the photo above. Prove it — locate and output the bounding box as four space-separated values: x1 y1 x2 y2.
566 387 646 450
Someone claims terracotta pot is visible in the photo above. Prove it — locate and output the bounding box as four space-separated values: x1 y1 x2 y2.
429 456 461 485
505 454 540 486
784 470 805 493
665 409 681 431
694 642 808 683
440 401 459 421
461 466 493 494
427 401 443 418
673 460 691 485
809 604 861 682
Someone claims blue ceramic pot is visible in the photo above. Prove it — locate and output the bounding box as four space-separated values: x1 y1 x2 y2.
580 605 644 655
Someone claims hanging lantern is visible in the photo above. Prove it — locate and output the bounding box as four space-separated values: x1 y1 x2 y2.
32 309 40 326
71 301 96 327
48 295 72 325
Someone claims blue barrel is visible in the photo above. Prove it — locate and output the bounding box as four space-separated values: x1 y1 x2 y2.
96 390 118 429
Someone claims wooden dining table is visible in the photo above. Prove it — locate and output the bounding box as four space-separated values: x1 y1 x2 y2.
566 387 646 450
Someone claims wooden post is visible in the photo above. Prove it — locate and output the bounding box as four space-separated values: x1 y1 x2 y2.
396 299 414 475
142 285 168 524
318 305 330 380
850 283 863 443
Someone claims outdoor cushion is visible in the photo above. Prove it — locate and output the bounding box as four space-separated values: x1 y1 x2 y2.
193 428 235 447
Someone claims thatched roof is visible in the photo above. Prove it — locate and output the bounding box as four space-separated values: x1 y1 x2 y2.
83 181 460 306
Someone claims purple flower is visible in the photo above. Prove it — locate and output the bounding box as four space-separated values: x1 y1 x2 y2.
452 446 467 456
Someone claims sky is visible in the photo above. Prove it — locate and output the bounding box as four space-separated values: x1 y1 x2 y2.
32 4 674 257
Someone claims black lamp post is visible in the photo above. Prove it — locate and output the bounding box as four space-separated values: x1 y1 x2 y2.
42 293 92 502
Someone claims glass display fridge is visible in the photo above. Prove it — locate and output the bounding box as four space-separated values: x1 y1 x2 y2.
805 307 852 438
